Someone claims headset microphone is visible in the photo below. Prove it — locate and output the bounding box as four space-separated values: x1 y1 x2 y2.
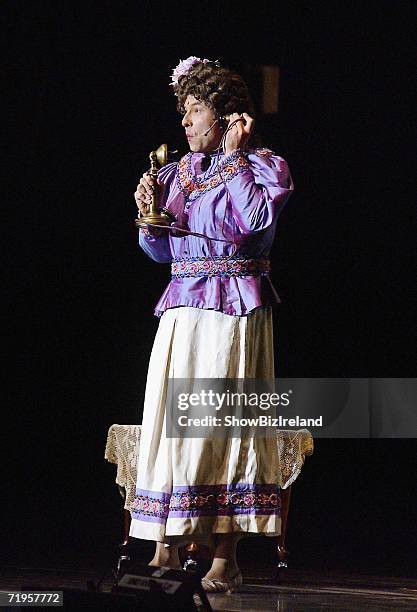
203 119 219 137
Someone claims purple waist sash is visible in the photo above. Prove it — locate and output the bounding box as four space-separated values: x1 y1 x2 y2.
171 256 271 279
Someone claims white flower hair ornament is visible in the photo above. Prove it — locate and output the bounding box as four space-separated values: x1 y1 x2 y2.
170 56 221 87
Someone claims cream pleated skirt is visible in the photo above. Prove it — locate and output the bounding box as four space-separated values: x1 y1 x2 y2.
129 306 282 545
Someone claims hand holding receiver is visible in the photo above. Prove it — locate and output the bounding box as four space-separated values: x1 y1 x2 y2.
134 173 165 236
223 112 254 156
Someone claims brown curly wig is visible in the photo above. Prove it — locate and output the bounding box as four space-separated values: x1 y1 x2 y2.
173 61 260 146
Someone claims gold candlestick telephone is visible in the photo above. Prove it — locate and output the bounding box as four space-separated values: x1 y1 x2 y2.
135 144 177 229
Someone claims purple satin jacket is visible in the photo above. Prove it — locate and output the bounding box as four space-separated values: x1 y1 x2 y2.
139 148 294 317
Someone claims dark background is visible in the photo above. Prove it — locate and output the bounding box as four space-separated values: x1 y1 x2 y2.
4 1 416 576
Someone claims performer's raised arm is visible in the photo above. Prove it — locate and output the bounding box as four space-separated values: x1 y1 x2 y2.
219 148 294 235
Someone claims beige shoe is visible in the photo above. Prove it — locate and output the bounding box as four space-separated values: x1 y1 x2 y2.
201 570 243 593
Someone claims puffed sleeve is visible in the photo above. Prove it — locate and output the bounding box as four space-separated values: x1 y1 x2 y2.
220 148 294 235
138 162 178 263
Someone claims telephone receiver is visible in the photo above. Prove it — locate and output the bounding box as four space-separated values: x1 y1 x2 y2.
221 114 247 128
203 115 247 137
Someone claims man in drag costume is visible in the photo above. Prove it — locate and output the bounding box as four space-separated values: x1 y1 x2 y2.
131 56 294 592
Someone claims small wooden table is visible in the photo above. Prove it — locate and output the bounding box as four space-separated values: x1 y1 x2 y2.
105 425 313 570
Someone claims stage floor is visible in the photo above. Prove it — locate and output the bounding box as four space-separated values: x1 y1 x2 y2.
1 565 417 610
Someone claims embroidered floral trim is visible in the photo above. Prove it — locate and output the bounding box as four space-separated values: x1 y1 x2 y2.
176 151 249 202
169 484 281 516
131 484 281 522
131 492 170 520
171 256 270 279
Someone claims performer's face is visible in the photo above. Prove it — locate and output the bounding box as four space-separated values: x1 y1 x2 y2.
181 95 223 153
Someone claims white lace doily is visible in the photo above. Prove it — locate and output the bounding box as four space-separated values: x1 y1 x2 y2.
105 425 313 512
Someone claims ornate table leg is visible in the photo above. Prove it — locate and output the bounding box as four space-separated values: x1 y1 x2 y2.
276 485 292 573
115 486 132 582
122 508 131 547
